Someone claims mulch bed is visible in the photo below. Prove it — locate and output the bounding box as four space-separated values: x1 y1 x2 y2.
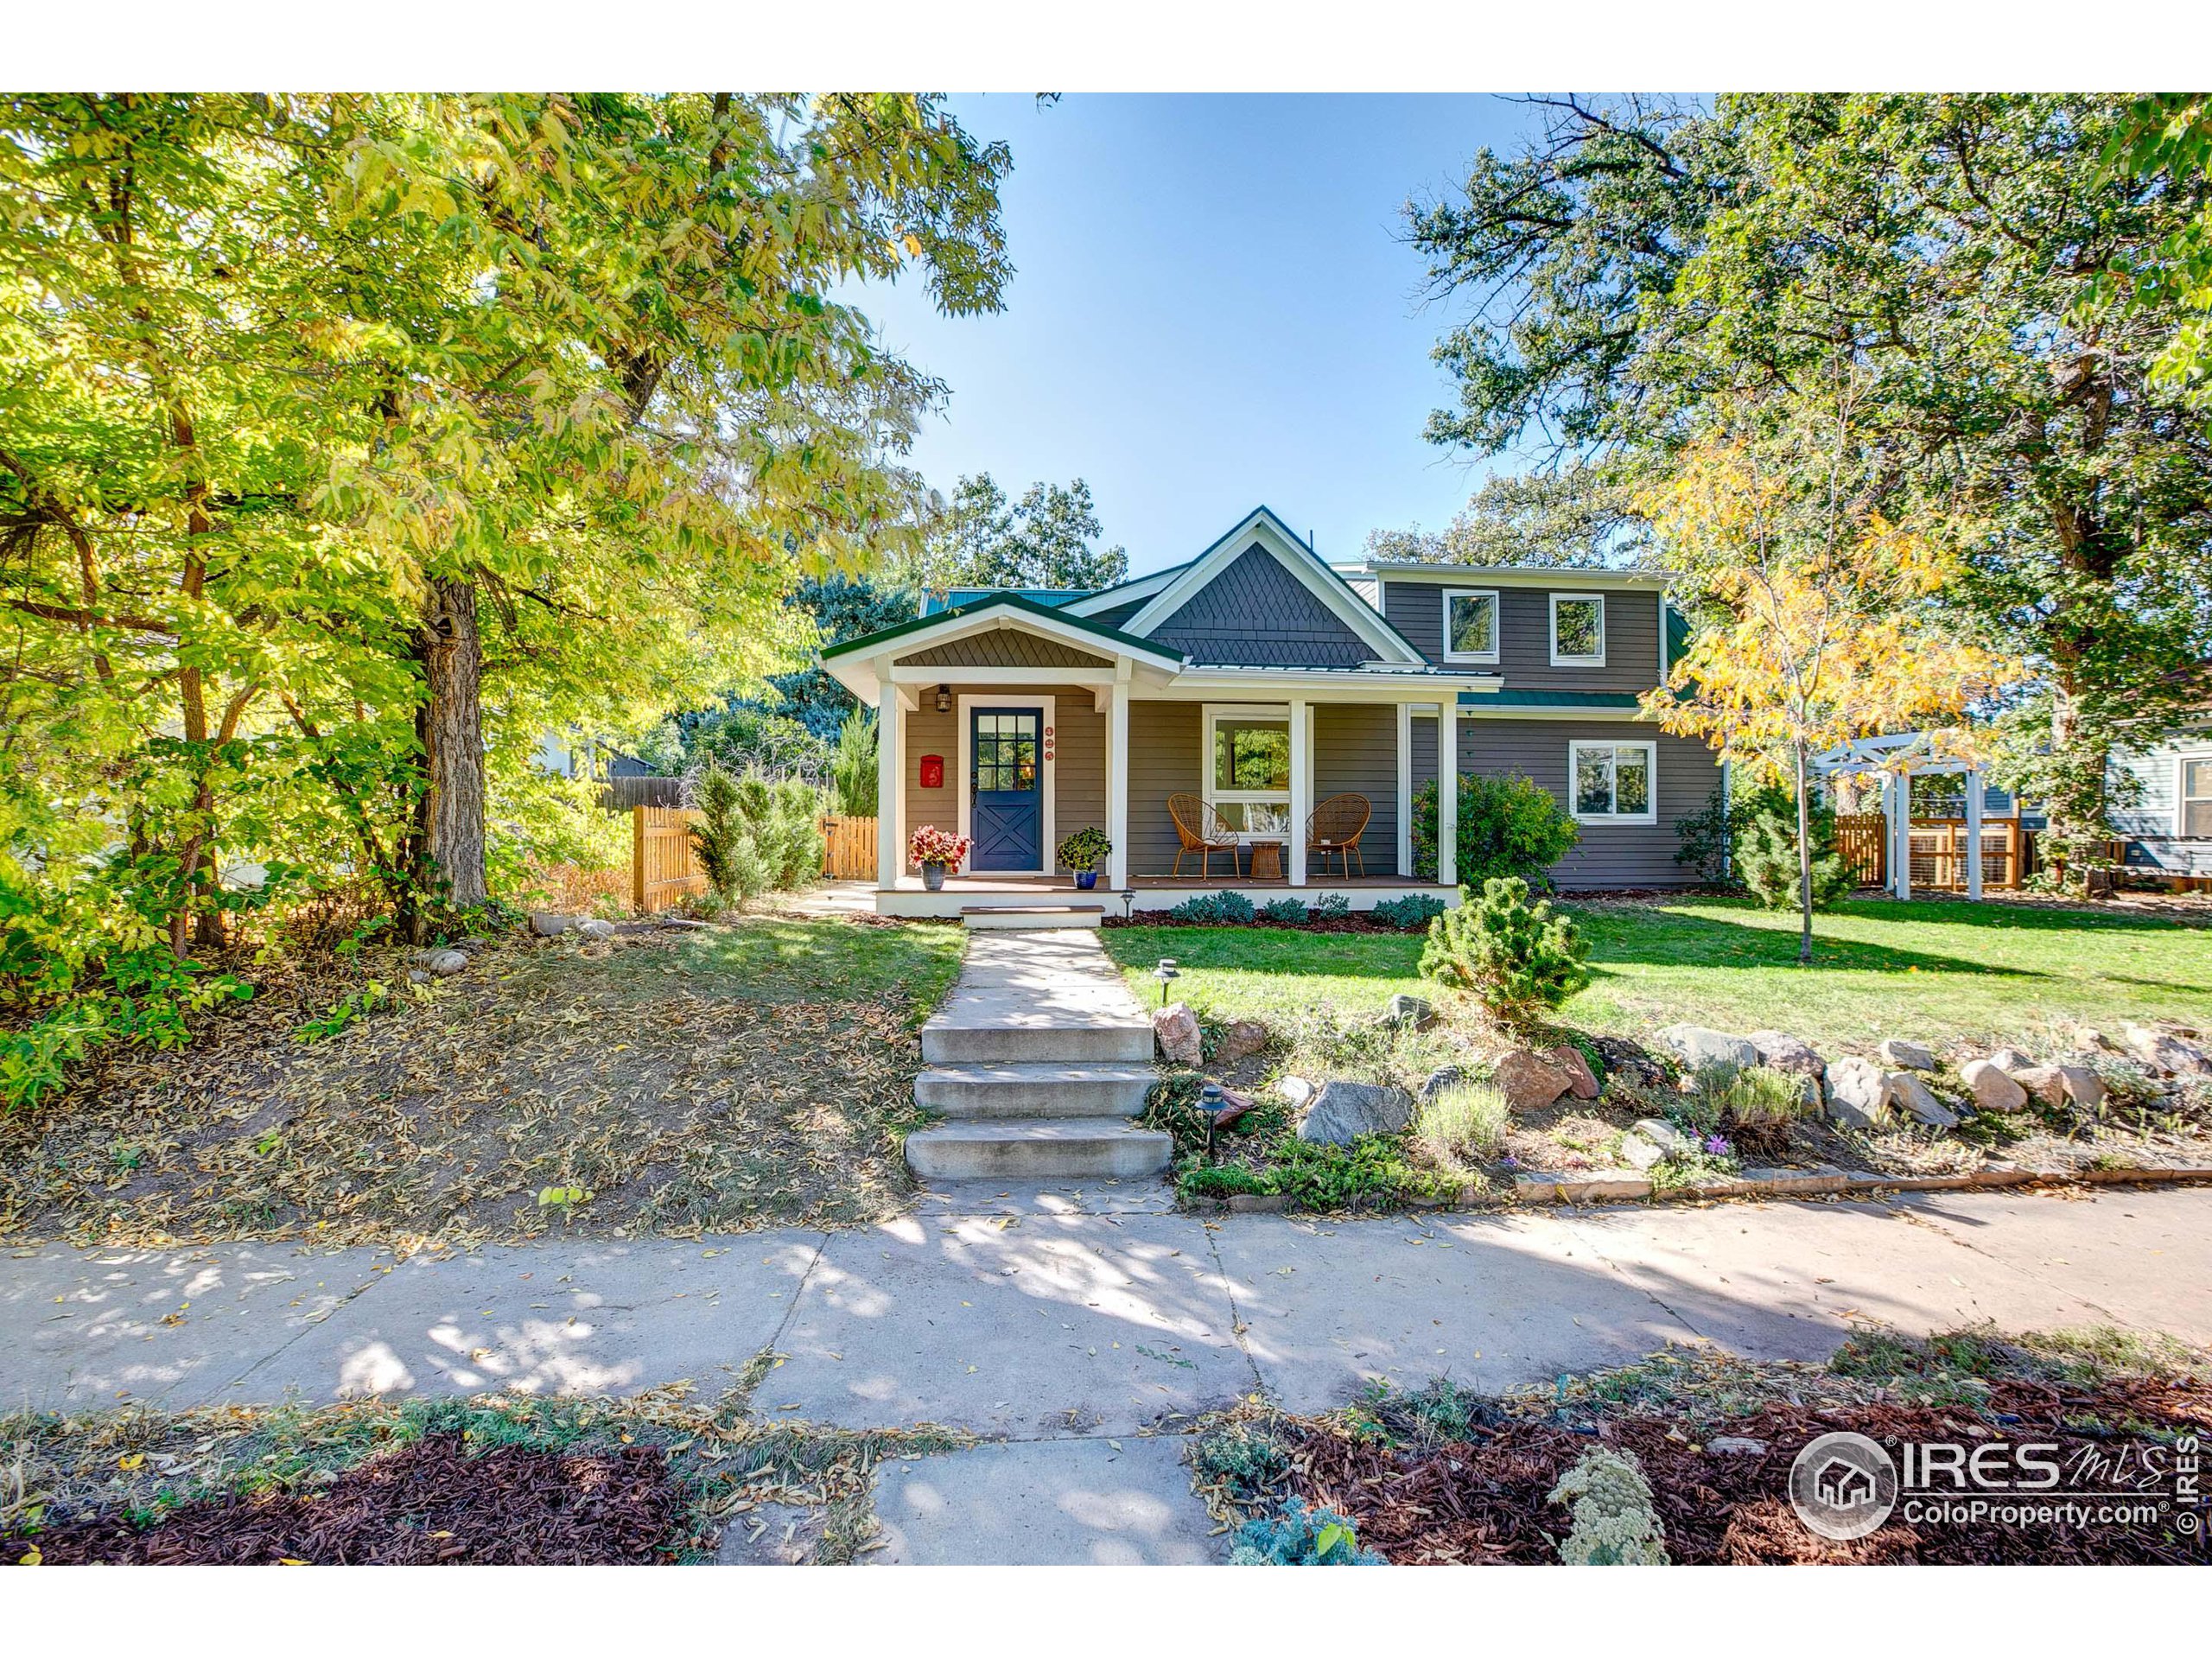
1284 1372 2212 1564
10 1433 686 1565
1109 912 1427 933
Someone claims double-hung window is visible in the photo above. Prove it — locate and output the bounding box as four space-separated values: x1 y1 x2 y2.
1440 588 1499 664
1569 741 1656 824
2183 755 2212 836
1549 593 1606 666
1206 705 1291 833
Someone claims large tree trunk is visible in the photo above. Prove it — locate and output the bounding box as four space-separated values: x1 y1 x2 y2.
404 575 488 938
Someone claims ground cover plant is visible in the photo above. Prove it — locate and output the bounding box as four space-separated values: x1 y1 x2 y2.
0 918 963 1247
1189 1325 2211 1564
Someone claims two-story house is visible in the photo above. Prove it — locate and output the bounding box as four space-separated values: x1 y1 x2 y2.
821 505 1719 918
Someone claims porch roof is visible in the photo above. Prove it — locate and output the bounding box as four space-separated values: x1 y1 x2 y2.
1459 687 1643 709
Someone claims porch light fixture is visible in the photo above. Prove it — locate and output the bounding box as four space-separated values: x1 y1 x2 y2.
934 683 952 713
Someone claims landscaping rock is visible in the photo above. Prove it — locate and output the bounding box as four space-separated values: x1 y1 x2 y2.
409 948 468 976
2011 1065 2068 1109
1961 1058 2030 1113
529 912 577 938
1823 1056 1890 1130
1545 1045 1602 1101
1707 1436 1768 1457
1278 1076 1315 1108
1492 1048 1574 1113
1211 1088 1258 1130
1620 1117 1690 1170
1417 1065 1469 1103
1297 1080 1414 1146
1748 1031 1826 1080
1987 1046 2039 1078
574 918 617 941
1885 1071 1959 1129
1878 1038 1936 1071
1652 1023 1758 1073
2056 1065 2107 1113
1213 1019 1269 1066
1153 1003 1202 1069
1382 993 1436 1031
2120 1023 2212 1077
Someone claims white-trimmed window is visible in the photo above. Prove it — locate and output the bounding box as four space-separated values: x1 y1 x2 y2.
1440 588 1500 664
1205 704 1291 833
1550 593 1606 666
1569 741 1656 823
2183 754 2212 836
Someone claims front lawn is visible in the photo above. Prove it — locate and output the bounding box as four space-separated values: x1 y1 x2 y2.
1107 894 2211 1052
0 918 965 1247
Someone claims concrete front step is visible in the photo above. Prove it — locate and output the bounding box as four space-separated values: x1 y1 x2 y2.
915 1062 1155 1119
921 1011 1154 1065
960 906 1104 931
904 1120 1173 1181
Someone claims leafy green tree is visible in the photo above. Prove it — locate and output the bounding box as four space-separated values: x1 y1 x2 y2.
1407 93 2212 842
1363 466 1649 568
2112 95 2212 405
766 575 920 739
909 472 1128 594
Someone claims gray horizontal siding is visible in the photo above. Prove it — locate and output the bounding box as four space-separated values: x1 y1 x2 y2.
1380 579 1664 692
896 632 1111 670
1152 544 1373 667
1313 703 1401 877
1128 699 1202 877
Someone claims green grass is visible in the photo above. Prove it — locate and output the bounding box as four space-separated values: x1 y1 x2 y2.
588 917 966 1015
1107 895 2211 1052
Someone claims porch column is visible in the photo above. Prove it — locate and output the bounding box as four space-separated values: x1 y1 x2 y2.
1105 671 1129 890
1888 772 1910 900
1395 701 1414 879
1436 702 1458 887
1288 695 1311 887
1964 767 1985 901
875 676 900 891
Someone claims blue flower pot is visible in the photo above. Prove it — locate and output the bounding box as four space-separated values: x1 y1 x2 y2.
1074 870 1098 890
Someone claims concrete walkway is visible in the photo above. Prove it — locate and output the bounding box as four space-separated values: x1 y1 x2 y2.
9 1186 2209 1561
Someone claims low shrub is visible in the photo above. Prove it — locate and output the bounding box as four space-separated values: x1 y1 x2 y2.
1268 1135 1456 1210
1548 1446 1669 1565
1179 1162 1276 1199
1418 876 1590 1021
690 763 823 906
1734 791 1853 912
1260 897 1308 924
1192 1423 1291 1499
1230 1498 1383 1566
1416 1079 1510 1163
1412 772 1580 887
1369 893 1446 931
1165 890 1257 925
1700 1063 1817 1130
1312 892 1351 917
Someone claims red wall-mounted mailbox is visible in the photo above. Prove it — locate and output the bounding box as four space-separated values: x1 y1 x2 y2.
919 754 945 790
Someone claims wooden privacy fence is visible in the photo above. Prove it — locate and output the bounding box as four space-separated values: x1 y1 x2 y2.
1833 814 2026 891
632 805 707 912
821 815 878 881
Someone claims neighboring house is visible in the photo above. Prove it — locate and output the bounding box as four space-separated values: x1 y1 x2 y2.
821 505 1718 914
2110 690 2212 882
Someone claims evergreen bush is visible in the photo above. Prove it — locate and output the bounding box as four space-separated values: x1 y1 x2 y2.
1418 876 1591 1020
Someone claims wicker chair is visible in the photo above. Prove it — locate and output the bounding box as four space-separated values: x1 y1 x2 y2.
1168 792 1242 879
1306 793 1371 878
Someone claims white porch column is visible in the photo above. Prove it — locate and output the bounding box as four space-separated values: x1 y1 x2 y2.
1964 767 1985 901
1395 701 1414 879
875 676 900 891
1106 668 1129 891
1287 695 1311 887
1889 772 1911 900
1436 702 1458 887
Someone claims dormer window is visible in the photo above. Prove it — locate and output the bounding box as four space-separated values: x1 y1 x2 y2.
1550 593 1605 666
1440 588 1499 664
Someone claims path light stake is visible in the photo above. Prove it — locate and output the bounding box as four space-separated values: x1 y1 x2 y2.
1154 958 1179 1007
1198 1080 1223 1160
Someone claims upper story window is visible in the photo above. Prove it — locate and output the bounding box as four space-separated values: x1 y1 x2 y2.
1440 588 1500 664
1550 593 1606 666
1570 740 1656 824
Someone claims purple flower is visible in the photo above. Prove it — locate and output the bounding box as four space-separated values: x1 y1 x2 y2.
1704 1135 1732 1157
1502 1155 1519 1169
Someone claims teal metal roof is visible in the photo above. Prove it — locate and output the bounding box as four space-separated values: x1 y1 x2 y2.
1459 689 1644 710
1666 602 1694 665
919 587 1090 617
822 589 1183 666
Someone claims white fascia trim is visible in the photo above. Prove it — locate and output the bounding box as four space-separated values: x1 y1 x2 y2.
1365 563 1673 588
1122 511 1426 665
957 693 1057 879
1548 592 1608 669
1439 587 1501 665
893 664 1116 685
1162 671 1500 701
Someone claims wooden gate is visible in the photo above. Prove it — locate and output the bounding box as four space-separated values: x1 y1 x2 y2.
1832 814 2024 892
821 815 879 881
632 805 707 912
1834 814 1887 887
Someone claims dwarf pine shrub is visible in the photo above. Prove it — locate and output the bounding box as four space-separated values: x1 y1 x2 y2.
1419 877 1590 1020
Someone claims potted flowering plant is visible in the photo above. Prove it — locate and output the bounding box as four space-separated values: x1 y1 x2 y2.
908 825 972 891
1057 826 1113 890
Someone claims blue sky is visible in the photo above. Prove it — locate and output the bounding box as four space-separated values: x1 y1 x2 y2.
852 94 1546 578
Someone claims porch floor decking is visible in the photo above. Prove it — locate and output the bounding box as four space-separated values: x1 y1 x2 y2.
887 873 1418 892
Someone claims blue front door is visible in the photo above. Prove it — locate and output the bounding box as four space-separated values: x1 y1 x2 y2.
970 707 1043 871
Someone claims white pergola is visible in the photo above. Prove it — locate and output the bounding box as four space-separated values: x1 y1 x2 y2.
1811 732 1991 901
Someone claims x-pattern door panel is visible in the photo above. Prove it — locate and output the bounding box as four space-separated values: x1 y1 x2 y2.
970 707 1042 871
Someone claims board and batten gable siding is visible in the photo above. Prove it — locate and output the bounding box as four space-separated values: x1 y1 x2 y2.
1313 703 1402 876
1381 580 1664 693
1151 543 1374 667
894 632 1113 671
896 681 1104 874
1409 714 1719 888
1127 698 1203 876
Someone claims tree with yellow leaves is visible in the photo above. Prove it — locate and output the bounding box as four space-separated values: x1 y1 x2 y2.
1640 390 2020 964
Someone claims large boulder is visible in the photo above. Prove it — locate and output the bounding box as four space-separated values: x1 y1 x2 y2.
529 912 578 938
1153 1003 1202 1069
1878 1038 1937 1072
1961 1058 2030 1113
2011 1065 2068 1109
1545 1045 1602 1101
1277 1075 1315 1108
2056 1065 2107 1113
575 918 617 941
1653 1024 1758 1074
1748 1031 1827 1081
1493 1048 1574 1114
1886 1071 1959 1129
1298 1081 1414 1146
1213 1019 1270 1067
1823 1056 1890 1130
1987 1046 2039 1078
2120 1023 2212 1077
